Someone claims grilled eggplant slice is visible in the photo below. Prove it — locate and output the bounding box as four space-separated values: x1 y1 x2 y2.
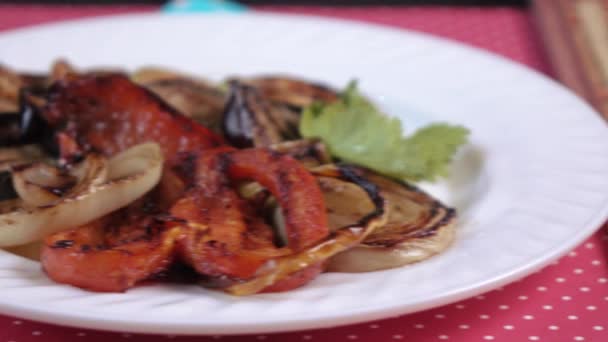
0 62 62 112
221 77 339 148
132 67 226 131
321 165 456 272
222 81 300 148
236 76 339 111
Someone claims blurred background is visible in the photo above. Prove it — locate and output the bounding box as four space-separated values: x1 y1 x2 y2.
0 0 528 5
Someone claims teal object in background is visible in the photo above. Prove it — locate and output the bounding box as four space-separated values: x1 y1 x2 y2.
163 0 247 13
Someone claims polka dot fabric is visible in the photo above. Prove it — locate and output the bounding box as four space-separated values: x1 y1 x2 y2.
0 4 606 342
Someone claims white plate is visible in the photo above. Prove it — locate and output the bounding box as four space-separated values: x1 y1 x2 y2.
0 13 607 335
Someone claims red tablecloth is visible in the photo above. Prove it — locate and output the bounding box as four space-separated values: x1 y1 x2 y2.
0 5 606 342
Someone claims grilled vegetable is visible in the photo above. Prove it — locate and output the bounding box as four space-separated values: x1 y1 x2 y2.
222 81 300 148
0 143 163 247
235 76 339 110
41 195 182 292
42 73 224 160
133 67 226 131
323 166 456 272
226 163 387 295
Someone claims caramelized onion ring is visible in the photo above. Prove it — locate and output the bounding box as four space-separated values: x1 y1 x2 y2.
0 143 163 247
12 153 108 207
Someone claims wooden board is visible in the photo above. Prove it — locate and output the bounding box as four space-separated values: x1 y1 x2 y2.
533 0 608 120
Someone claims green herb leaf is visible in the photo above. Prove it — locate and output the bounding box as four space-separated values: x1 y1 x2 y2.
299 83 469 182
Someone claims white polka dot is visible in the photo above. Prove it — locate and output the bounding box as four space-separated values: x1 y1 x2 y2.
392 335 403 340
574 337 585 341
12 320 22 325
459 324 470 329
537 286 548 291
414 324 424 329
302 335 312 340
476 295 486 300
529 337 540 341
523 315 534 320
568 315 578 320
32 331 42 336
548 325 559 331
605 296 608 301
438 335 449 340
585 243 594 249
562 296 572 301
480 314 490 319
369 324 379 329
499 305 510 310
593 326 604 331
569 251 578 257
483 336 495 341
504 325 514 330
573 269 584 274
519 295 528 300
347 335 358 340
598 278 607 284
435 314 446 319
455 304 466 309
556 277 566 283
580 287 590 292
257 336 267 340
591 260 601 266
586 305 597 311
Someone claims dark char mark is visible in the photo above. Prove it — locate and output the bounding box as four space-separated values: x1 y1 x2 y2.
337 164 385 228
0 171 18 201
51 239 74 249
413 207 457 239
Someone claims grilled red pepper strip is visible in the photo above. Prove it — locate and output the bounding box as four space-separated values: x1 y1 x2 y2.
41 196 181 292
226 149 329 250
171 148 329 285
43 73 223 160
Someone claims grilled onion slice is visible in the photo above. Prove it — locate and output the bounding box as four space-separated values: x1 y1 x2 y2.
0 145 47 172
12 153 108 207
0 142 163 247
325 167 456 272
